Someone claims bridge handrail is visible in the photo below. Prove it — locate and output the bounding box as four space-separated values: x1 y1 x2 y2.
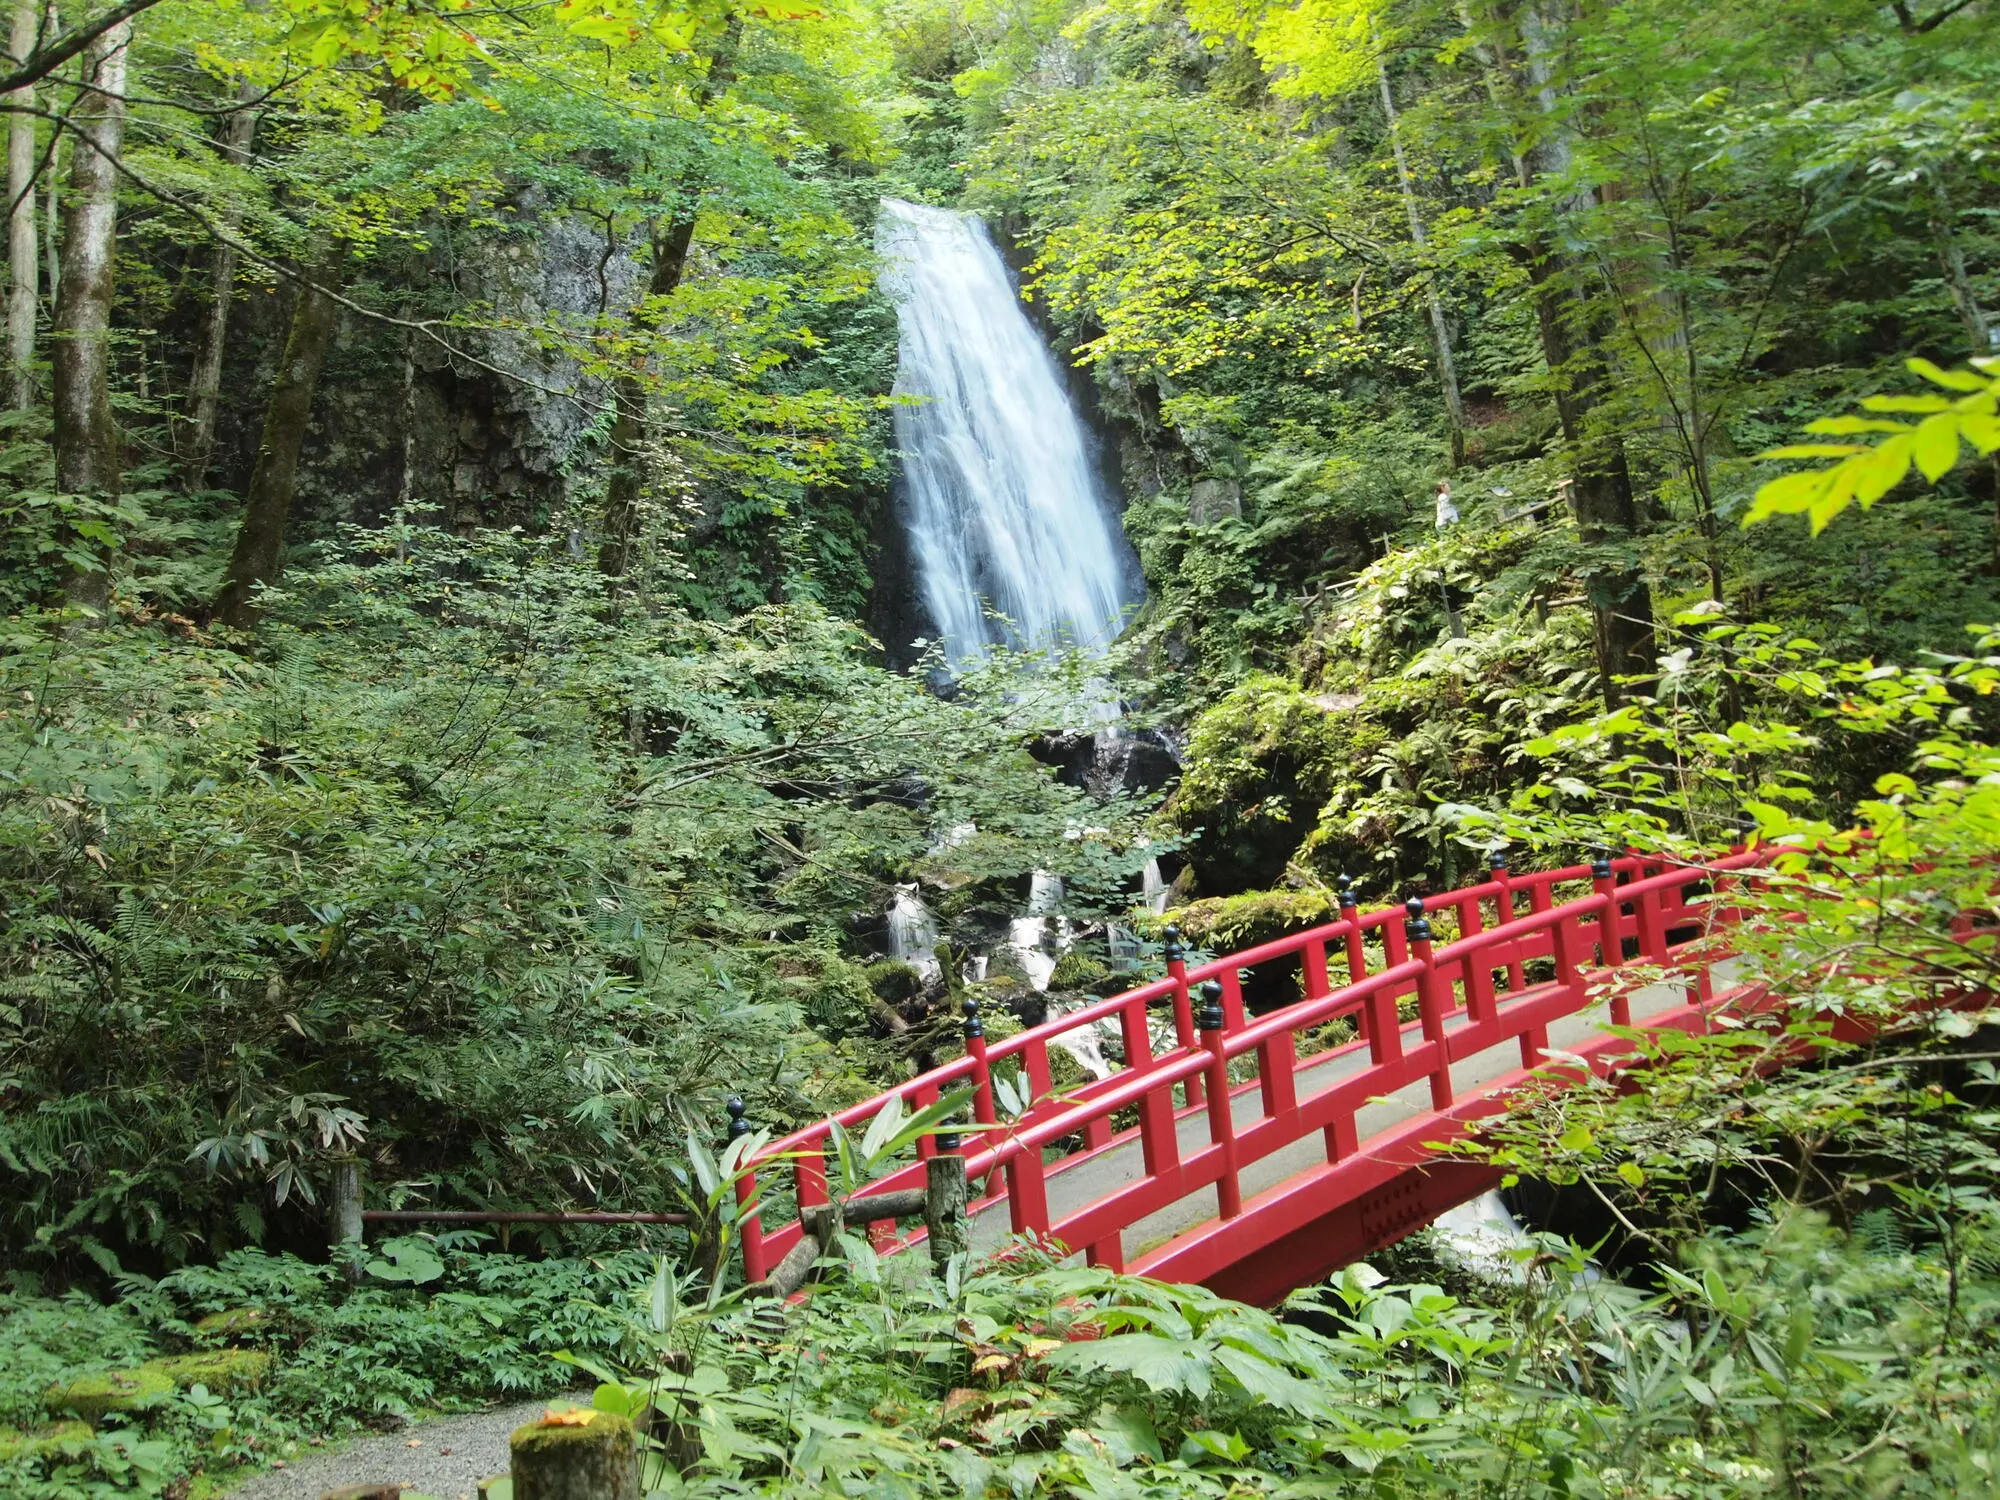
734 849 1768 1281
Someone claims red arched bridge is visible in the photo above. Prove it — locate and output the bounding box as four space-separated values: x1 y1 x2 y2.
733 850 1798 1304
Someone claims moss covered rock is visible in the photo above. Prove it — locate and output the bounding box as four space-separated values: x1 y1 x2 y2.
1155 887 1339 951
43 1366 173 1422
150 1349 272 1395
1048 950 1110 992
43 1349 271 1422
192 1306 267 1338
0 1421 92 1461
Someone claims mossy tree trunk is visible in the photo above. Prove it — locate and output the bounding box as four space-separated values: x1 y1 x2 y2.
213 244 345 630
1475 0 1655 707
598 10 739 583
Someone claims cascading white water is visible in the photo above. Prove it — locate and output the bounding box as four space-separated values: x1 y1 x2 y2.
886 885 939 978
877 199 1138 661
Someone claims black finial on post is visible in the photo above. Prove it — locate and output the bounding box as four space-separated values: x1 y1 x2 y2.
1162 924 1186 963
935 1127 963 1154
726 1095 750 1140
961 995 983 1040
1590 846 1615 880
1336 874 1357 910
1488 844 1509 873
1196 980 1225 1031
1404 896 1433 943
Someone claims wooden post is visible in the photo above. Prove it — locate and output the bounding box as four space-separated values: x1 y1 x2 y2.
328 1154 364 1281
1197 981 1240 1219
925 1134 969 1279
511 1411 639 1500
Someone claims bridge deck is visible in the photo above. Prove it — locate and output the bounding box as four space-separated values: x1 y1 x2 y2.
964 970 1708 1267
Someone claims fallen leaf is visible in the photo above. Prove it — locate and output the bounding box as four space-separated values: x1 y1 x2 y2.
541 1409 597 1426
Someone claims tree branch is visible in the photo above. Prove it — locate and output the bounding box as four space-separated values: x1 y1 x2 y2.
0 0 160 97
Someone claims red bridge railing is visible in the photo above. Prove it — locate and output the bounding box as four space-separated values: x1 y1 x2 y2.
734 850 1767 1296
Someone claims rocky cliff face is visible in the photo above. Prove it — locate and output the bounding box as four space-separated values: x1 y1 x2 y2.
212 199 642 540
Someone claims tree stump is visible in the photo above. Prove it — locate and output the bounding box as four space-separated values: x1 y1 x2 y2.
510 1411 639 1500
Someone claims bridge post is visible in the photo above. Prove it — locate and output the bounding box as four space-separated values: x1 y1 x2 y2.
963 998 997 1132
1164 925 1202 1105
1590 850 1633 1026
1590 848 1624 966
1337 876 1367 986
925 1131 969 1279
1197 981 1242 1218
726 1097 768 1285
1406 899 1454 1111
1489 847 1527 994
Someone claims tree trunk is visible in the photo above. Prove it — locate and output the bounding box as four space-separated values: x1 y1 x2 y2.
180 83 258 484
213 247 344 630
1484 0 1654 705
6 1 39 410
1928 172 1991 359
598 13 737 581
598 213 699 580
51 16 128 621
1375 43 1467 469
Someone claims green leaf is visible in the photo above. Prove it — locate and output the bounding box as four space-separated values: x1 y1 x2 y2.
1848 433 1915 507
1911 414 1962 482
1045 1333 1215 1399
365 1235 445 1285
1906 356 1991 392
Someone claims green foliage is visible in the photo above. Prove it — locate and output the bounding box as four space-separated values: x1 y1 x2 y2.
551 1180 2000 1498
1751 357 2000 532
0 1244 655 1498
0 519 1154 1268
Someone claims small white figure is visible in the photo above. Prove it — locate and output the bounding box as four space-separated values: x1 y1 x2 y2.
1434 479 1459 530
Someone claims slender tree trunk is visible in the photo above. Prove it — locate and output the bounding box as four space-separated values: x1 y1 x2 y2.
41 81 56 305
1481 0 1654 705
598 213 696 581
51 17 128 621
1375 43 1467 469
5 2 40 409
180 82 257 484
213 246 345 630
1928 172 1991 359
599 12 737 582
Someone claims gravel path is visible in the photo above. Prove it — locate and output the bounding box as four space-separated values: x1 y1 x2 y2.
226 1396 585 1500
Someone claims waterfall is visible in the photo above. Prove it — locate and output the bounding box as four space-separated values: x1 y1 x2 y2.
877 198 1139 662
1027 870 1064 914
886 885 939 978
1140 858 1170 915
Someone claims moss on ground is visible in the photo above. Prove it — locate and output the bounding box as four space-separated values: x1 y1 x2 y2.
0 1421 92 1460
44 1349 271 1422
